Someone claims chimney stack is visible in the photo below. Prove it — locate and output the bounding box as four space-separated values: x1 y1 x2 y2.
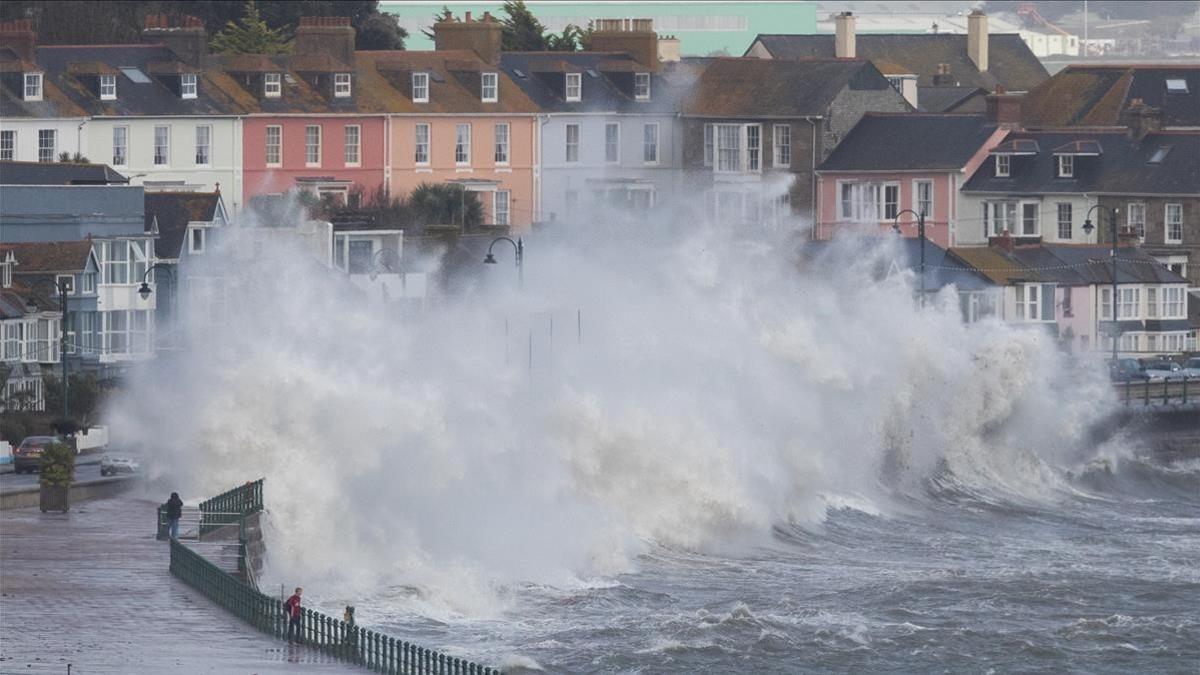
0 19 36 62
989 229 1015 252
433 11 503 66
967 10 988 72
590 18 660 71
295 16 356 64
835 12 856 59
985 93 1023 128
142 14 207 66
1126 99 1162 142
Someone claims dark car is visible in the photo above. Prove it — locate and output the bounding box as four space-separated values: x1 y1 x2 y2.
1142 360 1185 381
12 436 59 474
1109 358 1149 382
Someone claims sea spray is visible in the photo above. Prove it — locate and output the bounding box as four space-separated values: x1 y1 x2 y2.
108 213 1116 616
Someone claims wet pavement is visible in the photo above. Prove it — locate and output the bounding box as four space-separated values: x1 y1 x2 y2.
0 494 351 674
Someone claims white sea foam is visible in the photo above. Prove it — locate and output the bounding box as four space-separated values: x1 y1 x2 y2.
108 208 1117 616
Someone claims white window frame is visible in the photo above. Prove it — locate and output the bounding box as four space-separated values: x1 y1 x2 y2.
1056 154 1074 178
1056 202 1072 240
838 181 901 222
643 123 659 165
634 72 650 100
1015 283 1056 322
704 123 714 167
455 123 471 165
0 129 13 161
1165 203 1183 244
37 129 56 163
344 125 360 166
995 154 1010 177
1163 286 1185 318
195 124 211 166
265 125 282 166
1101 287 1113 320
181 73 197 99
412 72 429 103
773 124 791 168
984 200 1040 237
493 190 511 226
81 270 96 294
334 73 352 98
153 125 170 166
1127 202 1146 241
481 72 498 102
564 123 579 163
414 123 430 165
493 123 509 165
112 126 128 167
1118 287 1140 320
305 125 321 167
189 227 206 254
1147 287 1158 319
605 122 620 163
24 72 43 101
99 74 117 100
914 179 933 218
746 124 761 172
264 73 282 98
565 73 581 102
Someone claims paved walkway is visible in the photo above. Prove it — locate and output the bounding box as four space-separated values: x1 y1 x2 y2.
0 494 349 674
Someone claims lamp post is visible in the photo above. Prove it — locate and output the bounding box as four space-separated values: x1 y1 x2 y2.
137 263 177 350
892 208 927 307
1081 204 1120 364
483 237 524 290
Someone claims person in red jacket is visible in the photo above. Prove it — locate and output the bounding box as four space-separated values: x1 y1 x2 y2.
284 587 303 643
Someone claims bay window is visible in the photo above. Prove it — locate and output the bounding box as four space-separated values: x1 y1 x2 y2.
1118 287 1140 320
1164 287 1185 318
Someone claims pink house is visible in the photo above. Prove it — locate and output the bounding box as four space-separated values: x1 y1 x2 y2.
243 115 386 206
814 112 1008 248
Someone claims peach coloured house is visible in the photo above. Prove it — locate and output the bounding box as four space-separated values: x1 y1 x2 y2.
815 112 1008 248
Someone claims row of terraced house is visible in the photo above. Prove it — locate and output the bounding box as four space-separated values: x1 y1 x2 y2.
2 10 1197 406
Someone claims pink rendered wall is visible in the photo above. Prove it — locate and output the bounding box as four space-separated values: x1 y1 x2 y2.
1058 285 1095 351
388 116 538 231
242 116 387 202
814 172 956 248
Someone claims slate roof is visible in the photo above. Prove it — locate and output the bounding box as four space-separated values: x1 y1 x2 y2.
0 161 127 185
30 45 253 117
355 50 539 114
0 46 87 119
0 185 145 233
962 130 1200 195
804 236 994 291
818 113 997 172
499 52 688 114
0 240 93 273
683 58 899 118
748 34 1047 93
143 191 221 259
1021 65 1200 129
918 86 987 113
950 243 1189 286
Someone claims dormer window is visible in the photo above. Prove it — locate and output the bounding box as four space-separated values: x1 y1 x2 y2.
99 74 117 100
412 72 429 103
264 73 281 98
1057 155 1073 178
24 72 43 101
181 73 197 99
565 73 581 102
634 72 650 100
334 73 351 98
481 72 498 102
995 154 1010 177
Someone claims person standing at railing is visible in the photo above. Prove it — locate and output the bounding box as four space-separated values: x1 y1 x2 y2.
165 492 183 540
285 587 304 643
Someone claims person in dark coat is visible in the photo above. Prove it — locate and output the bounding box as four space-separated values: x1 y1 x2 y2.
165 492 183 540
285 587 304 643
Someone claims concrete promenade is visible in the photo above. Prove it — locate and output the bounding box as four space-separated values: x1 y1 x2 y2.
0 493 349 674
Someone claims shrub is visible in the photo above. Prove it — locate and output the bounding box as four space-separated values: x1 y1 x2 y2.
39 442 75 488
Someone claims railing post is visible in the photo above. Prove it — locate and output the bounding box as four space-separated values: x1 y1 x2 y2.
1184 376 1189 405
1144 379 1150 406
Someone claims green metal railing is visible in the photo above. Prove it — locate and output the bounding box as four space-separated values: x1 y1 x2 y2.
1118 377 1195 406
200 479 264 536
167 481 502 674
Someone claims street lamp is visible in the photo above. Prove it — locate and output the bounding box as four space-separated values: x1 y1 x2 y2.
484 237 524 290
1081 204 1120 364
137 262 176 301
892 208 927 306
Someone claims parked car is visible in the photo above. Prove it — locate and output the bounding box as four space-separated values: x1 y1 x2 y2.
1179 357 1200 379
99 453 140 476
1142 360 1185 381
1109 358 1149 382
12 436 59 474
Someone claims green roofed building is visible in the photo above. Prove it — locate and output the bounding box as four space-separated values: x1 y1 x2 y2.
380 1 817 56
